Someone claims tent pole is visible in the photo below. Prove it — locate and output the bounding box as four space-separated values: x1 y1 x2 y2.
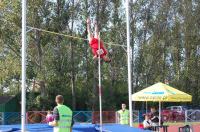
159 101 161 126
21 0 27 131
146 101 148 114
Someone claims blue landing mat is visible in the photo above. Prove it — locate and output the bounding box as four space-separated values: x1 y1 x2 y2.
96 124 150 132
0 124 150 132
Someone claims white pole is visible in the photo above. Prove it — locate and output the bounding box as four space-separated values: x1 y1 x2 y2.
126 0 133 127
21 0 27 131
159 101 161 126
98 32 103 132
185 110 188 123
146 101 148 114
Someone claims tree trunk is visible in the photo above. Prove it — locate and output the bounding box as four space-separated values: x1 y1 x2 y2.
70 0 76 110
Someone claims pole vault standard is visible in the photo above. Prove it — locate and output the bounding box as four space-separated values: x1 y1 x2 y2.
21 0 27 131
98 32 103 132
21 1 130 130
126 0 133 126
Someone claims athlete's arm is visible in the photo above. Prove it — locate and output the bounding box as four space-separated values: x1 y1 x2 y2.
49 120 58 126
87 18 93 42
49 107 59 126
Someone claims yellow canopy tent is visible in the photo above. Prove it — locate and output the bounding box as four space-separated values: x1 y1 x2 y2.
132 82 192 125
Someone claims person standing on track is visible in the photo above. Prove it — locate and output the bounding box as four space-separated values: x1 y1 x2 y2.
49 95 73 132
117 103 130 125
87 18 111 63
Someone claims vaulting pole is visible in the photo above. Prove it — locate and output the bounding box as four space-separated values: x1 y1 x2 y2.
98 32 103 132
21 0 27 131
126 0 133 126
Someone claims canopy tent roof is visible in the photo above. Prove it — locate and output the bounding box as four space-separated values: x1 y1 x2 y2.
132 82 192 102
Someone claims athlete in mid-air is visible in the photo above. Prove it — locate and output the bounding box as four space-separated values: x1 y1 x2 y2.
87 18 111 63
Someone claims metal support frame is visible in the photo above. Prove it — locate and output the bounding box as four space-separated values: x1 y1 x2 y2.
126 0 133 126
21 0 27 131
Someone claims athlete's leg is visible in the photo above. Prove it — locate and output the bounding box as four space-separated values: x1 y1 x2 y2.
87 18 93 42
101 47 111 62
94 21 99 39
102 55 111 62
92 48 98 60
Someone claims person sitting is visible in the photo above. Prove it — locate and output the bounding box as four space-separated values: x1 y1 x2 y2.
143 114 153 130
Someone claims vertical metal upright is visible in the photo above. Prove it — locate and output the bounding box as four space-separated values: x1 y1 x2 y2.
146 101 148 114
21 0 27 131
98 32 103 132
159 101 161 126
126 0 133 126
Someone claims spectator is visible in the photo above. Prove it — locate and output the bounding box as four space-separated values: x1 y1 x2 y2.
150 107 159 126
46 110 54 123
117 103 129 125
143 114 153 130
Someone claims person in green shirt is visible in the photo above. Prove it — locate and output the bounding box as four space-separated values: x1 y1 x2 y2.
49 95 73 132
117 103 129 125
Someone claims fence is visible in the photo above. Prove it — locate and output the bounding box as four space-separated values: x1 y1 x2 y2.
26 111 47 124
92 111 116 123
162 112 185 122
26 111 93 124
158 110 200 123
133 110 139 123
5 110 200 125
0 110 139 125
0 112 21 125
0 112 2 124
92 111 139 124
73 111 92 123
185 110 200 123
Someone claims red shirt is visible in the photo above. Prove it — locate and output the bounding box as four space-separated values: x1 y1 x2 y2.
89 38 104 49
